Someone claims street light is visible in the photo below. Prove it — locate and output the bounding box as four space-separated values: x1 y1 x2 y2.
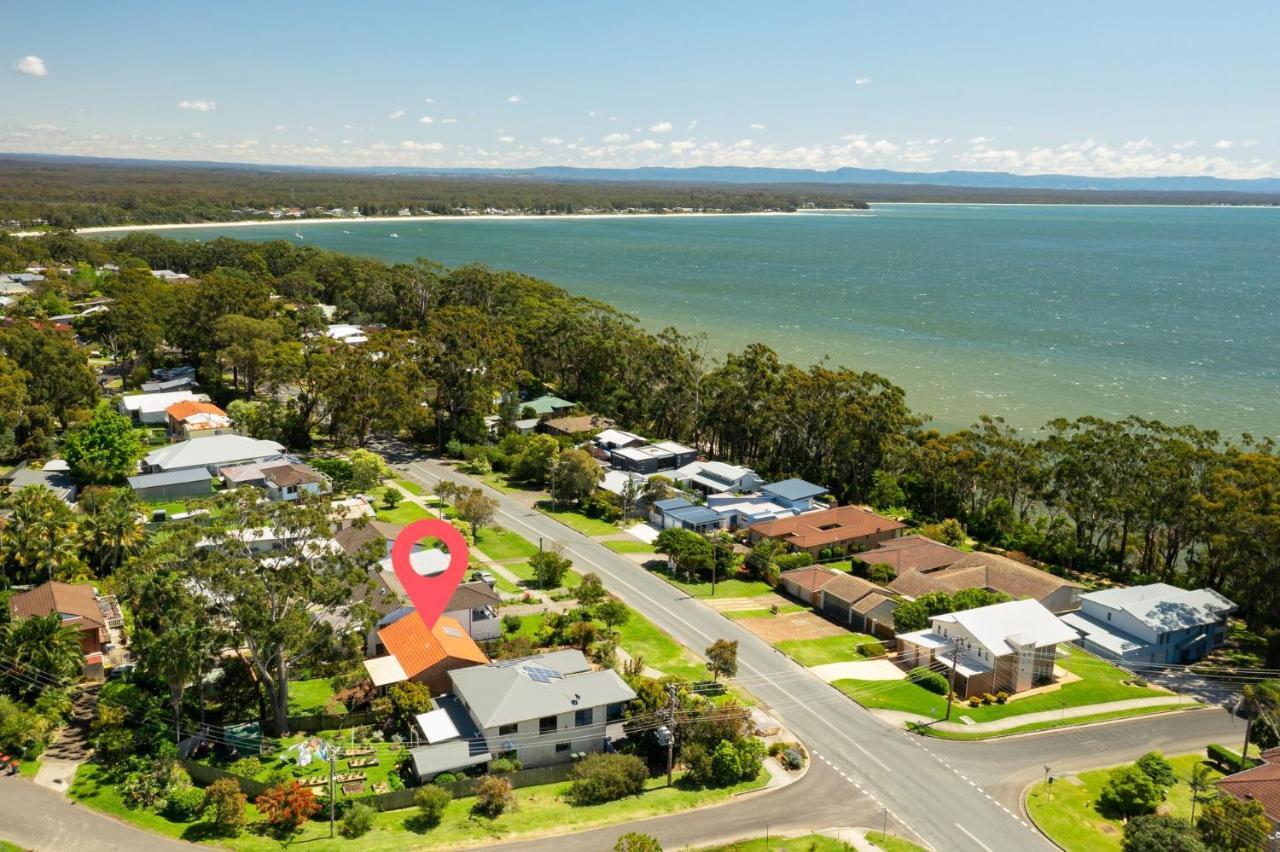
1044 765 1052 802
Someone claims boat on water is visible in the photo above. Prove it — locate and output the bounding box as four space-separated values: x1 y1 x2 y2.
388 233 400 238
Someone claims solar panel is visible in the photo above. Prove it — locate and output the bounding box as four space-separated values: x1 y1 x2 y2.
520 664 563 683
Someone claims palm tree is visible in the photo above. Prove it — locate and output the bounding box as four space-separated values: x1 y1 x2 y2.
79 488 144 576
0 485 85 586
1188 762 1215 824
1 613 83 701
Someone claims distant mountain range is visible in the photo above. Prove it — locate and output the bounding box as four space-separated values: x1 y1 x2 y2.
7 152 1280 194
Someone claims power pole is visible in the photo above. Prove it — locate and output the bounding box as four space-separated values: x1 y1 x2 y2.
1241 711 1253 767
657 682 679 787
943 643 961 722
328 746 337 838
710 536 717 597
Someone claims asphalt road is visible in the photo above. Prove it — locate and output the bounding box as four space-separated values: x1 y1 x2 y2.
0 774 191 851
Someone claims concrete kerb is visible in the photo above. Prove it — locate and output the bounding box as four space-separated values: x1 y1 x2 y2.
914 702 1213 744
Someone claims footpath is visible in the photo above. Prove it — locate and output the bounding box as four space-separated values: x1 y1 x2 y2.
874 695 1193 735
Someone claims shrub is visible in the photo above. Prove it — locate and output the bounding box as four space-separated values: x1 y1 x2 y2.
472 775 514 818
203 778 247 835
782 748 804 770
615 833 664 852
774 553 813 572
1135 751 1177 790
432 772 458 786
1099 765 1161 819
567 753 649 805
909 666 949 695
165 785 207 822
228 757 263 778
414 785 452 828
968 696 982 708
767 742 787 758
255 781 321 832
501 614 522 634
709 740 743 787
489 756 521 774
1122 814 1205 852
866 562 897 584
995 691 1009 704
680 742 713 788
857 641 886 658
1206 743 1254 773
341 802 375 838
981 693 996 706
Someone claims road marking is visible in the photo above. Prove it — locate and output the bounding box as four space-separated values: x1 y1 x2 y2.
954 823 995 852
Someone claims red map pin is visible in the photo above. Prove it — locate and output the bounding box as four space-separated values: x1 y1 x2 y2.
390 518 470 631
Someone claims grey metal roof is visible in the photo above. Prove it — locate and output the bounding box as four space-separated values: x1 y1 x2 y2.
762 478 828 501
408 696 492 777
653 497 692 512
127 468 213 489
448 650 636 729
666 505 722 526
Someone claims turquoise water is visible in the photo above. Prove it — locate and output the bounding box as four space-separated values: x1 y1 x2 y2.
108 205 1280 436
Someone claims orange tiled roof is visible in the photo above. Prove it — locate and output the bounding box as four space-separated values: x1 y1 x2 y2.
378 613 488 679
750 505 906 549
166 400 227 421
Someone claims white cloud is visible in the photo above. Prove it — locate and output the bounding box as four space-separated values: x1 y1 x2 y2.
388 109 405 119
274 124 285 131
688 120 698 130
498 135 515 143
541 136 563 145
649 121 673 133
603 132 630 143
749 123 765 130
507 94 522 103
855 77 871 86
418 116 434 124
441 117 457 124
1213 139 1234 149
1243 139 1258 147
969 135 993 145
26 123 64 132
400 140 444 151
670 139 697 153
13 55 47 77
631 139 662 151
178 99 218 112
1172 139 1196 150
423 97 435 103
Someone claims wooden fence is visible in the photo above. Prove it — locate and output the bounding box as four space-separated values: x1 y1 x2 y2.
285 711 379 733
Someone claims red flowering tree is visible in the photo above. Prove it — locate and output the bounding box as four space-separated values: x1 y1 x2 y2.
255 781 321 833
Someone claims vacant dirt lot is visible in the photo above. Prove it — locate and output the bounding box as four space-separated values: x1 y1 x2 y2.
741 610 848 643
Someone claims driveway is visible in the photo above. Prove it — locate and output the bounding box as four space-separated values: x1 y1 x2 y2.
811 659 905 683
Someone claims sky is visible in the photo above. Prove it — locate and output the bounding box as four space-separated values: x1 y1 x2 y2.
3 1 1279 178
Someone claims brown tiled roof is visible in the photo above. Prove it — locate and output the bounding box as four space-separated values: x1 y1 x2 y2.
851 535 964 573
8 581 104 630
1217 761 1280 821
750 505 906 549
378 614 488 679
446 581 501 611
888 551 1082 602
334 520 403 556
780 566 841 594
851 591 893 616
262 463 326 487
1261 747 1280 765
821 574 883 606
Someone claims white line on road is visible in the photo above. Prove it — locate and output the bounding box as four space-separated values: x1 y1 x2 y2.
955 823 996 852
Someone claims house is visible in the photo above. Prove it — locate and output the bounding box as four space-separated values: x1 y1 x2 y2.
610 440 698 475
1216 747 1280 851
1 460 77 503
897 599 1079 699
330 496 376 529
779 565 842 606
649 496 726 533
670 460 763 496
598 468 646 499
748 505 905 556
444 650 635 770
850 535 965 575
760 478 829 511
703 492 801 529
260 463 329 502
816 573 898 637
334 519 405 558
8 582 111 680
886 549 1085 615
440 581 503 641
593 429 646 451
140 376 197 393
407 696 494 781
127 468 214 502
142 435 286 474
363 613 489 694
522 394 575 418
1059 583 1235 665
325 324 368 345
166 401 234 440
151 269 190 280
120 390 201 425
540 413 616 437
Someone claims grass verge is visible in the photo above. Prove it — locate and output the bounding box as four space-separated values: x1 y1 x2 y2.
604 539 658 555
913 703 1199 741
698 834 854 851
775 634 880 667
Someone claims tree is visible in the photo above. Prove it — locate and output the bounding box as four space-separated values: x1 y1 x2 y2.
0 613 83 701
348 448 389 492
1098 765 1162 819
510 434 559 485
0 485 85 586
456 488 498 535
202 778 247 836
388 681 434 725
255 781 320 833
566 753 648 805
576 572 606 607
0 354 30 460
176 492 365 735
550 448 603 506
1122 815 1205 852
414 785 452 828
655 527 712 582
642 475 676 505
705 639 738 682
1188 762 1215 825
530 548 572 590
472 775 515 818
35 404 136 485
1197 794 1270 851
866 562 897 584
0 320 97 429
597 599 631 633
382 487 402 511
77 487 144 575
919 518 967 547
868 470 907 511
212 314 284 395
615 833 664 852
1135 751 1177 791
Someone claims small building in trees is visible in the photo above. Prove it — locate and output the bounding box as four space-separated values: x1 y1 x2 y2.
8 581 113 680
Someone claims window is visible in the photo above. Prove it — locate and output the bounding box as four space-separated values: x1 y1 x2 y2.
539 715 557 735
498 723 517 736
555 742 571 754
575 708 594 727
606 702 626 722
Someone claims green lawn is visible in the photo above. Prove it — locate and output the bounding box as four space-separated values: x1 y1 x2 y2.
865 831 927 852
286 678 339 715
837 646 1170 724
698 834 855 851
502 560 582 591
1026 753 1222 852
489 571 522 595
604 539 658 555
374 498 430 525
615 612 708 682
775 634 879 667
474 526 540 561
538 503 620 537
920 704 1200 741
724 605 806 620
392 478 423 496
649 563 775 599
0 841 24 852
477 471 533 495
18 758 41 778
70 761 765 851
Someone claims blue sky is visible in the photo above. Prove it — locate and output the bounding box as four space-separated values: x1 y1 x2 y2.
3 2 1277 177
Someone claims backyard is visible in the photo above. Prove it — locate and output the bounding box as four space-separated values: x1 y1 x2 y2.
1025 753 1222 852
286 679 341 715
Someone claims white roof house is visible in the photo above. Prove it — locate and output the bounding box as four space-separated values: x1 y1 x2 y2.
931 599 1079 659
325 324 368 344
143 435 285 474
120 390 198 417
671 460 763 494
594 429 645 451
1062 583 1236 664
